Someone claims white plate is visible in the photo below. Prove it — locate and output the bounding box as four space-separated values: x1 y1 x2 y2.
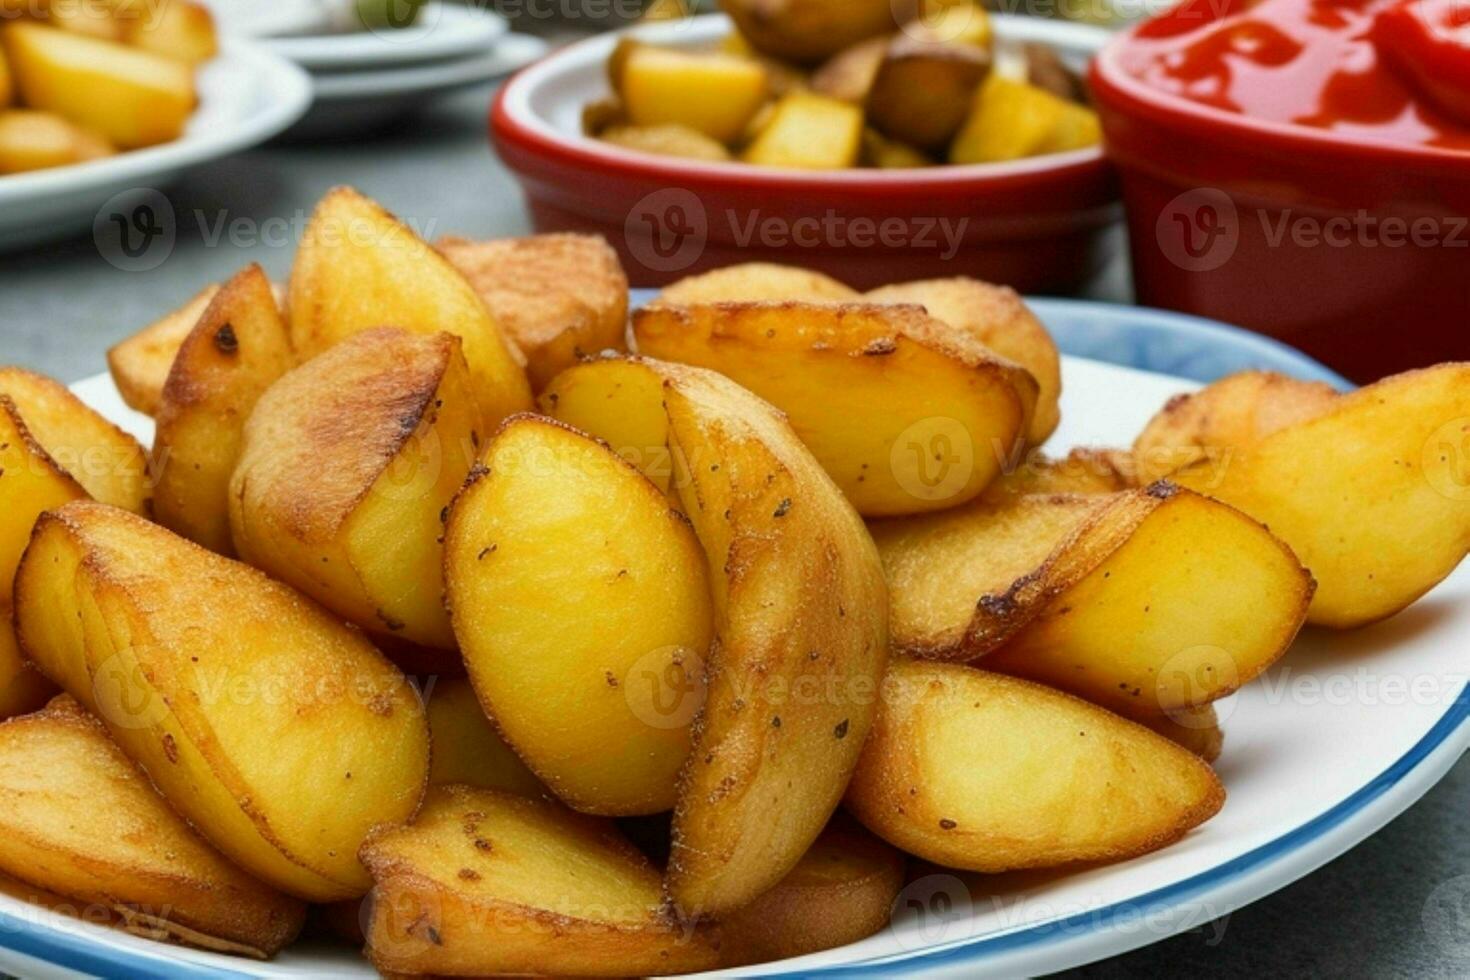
0 40 312 251
285 34 549 140
265 2 508 72
0 299 1464 978
199 0 328 38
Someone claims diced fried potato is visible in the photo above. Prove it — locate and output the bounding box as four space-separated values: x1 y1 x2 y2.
653 261 859 306
866 278 1062 443
950 75 1097 164
288 187 532 432
425 677 544 796
634 301 1037 516
580 94 626 135
360 786 720 977
0 367 148 513
979 448 1135 502
614 42 768 145
107 283 221 416
1133 370 1339 483
540 358 889 915
846 662 1225 871
0 396 86 597
0 696 306 957
867 40 990 151
1136 703 1224 763
1173 363 1470 627
14 501 430 901
600 122 733 161
0 108 114 173
46 0 124 41
1039 100 1103 153
809 36 887 103
151 264 293 555
436 234 629 391
877 486 1312 713
718 815 906 967
742 90 864 169
0 611 52 721
230 328 479 649
861 128 936 168
120 0 218 64
723 0 900 63
444 416 713 816
1 22 195 149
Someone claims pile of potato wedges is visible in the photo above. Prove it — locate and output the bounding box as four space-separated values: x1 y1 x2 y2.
585 0 1101 168
0 185 1464 976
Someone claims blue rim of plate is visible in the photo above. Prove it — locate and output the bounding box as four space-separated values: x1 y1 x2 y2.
1 300 1439 980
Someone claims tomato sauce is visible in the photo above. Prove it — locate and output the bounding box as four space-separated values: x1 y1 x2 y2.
1119 0 1470 151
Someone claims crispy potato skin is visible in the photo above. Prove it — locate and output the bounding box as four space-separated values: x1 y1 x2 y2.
437 234 629 391
652 262 859 306
14 502 430 901
444 416 712 815
0 367 149 513
360 786 720 977
1133 370 1339 483
152 264 294 555
541 357 889 916
230 328 478 649
288 187 532 432
0 696 305 957
847 662 1225 872
866 278 1062 445
717 814 906 967
980 448 1136 503
0 396 86 600
106 284 220 416
424 677 545 797
634 301 1037 517
1173 364 1470 627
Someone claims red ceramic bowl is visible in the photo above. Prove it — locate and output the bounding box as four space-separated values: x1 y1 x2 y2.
1091 3 1470 383
492 14 1120 293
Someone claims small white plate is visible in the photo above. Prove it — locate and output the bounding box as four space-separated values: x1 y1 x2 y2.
265 2 508 72
0 40 312 251
199 0 327 39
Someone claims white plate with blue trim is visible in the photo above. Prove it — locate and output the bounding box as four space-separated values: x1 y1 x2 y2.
1 299 1465 979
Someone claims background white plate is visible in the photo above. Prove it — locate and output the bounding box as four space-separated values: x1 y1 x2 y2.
199 0 327 39
0 40 312 251
264 2 508 71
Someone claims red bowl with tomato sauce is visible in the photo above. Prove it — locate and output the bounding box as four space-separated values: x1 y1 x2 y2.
1092 0 1470 382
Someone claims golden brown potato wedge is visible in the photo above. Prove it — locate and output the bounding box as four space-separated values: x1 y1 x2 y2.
718 814 906 967
866 39 990 151
230 328 479 649
1136 703 1224 763
613 40 769 145
541 357 889 916
107 283 222 416
1133 370 1340 483
445 416 713 816
360 785 720 977
847 661 1225 871
1173 363 1470 627
151 264 293 555
599 122 734 161
634 301 1037 517
876 485 1312 713
866 277 1062 444
742 90 864 168
0 109 114 173
1 22 195 149
723 0 901 63
0 696 306 957
653 261 859 306
425 677 544 797
0 395 86 596
120 0 218 64
809 35 887 103
288 187 532 432
15 501 430 901
436 234 629 391
0 367 148 513
979 448 1135 503
0 608 53 721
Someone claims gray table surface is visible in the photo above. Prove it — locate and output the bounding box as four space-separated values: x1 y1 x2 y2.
0 79 1465 979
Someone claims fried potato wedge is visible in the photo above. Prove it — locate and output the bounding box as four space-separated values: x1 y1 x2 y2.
980 449 1135 503
151 264 294 555
425 677 544 797
1173 363 1470 627
718 814 906 967
809 36 887 103
0 109 114 173
653 261 859 306
1133 370 1339 483
14 502 430 901
635 301 1036 517
0 608 52 721
866 39 990 151
0 696 305 957
877 486 1311 713
230 328 479 649
541 357 889 915
360 785 720 977
0 396 86 597
120 0 218 65
437 234 629 391
108 284 221 416
847 662 1225 871
614 42 770 145
288 187 532 431
1137 704 1225 763
866 278 1062 444
0 367 148 513
445 416 713 816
